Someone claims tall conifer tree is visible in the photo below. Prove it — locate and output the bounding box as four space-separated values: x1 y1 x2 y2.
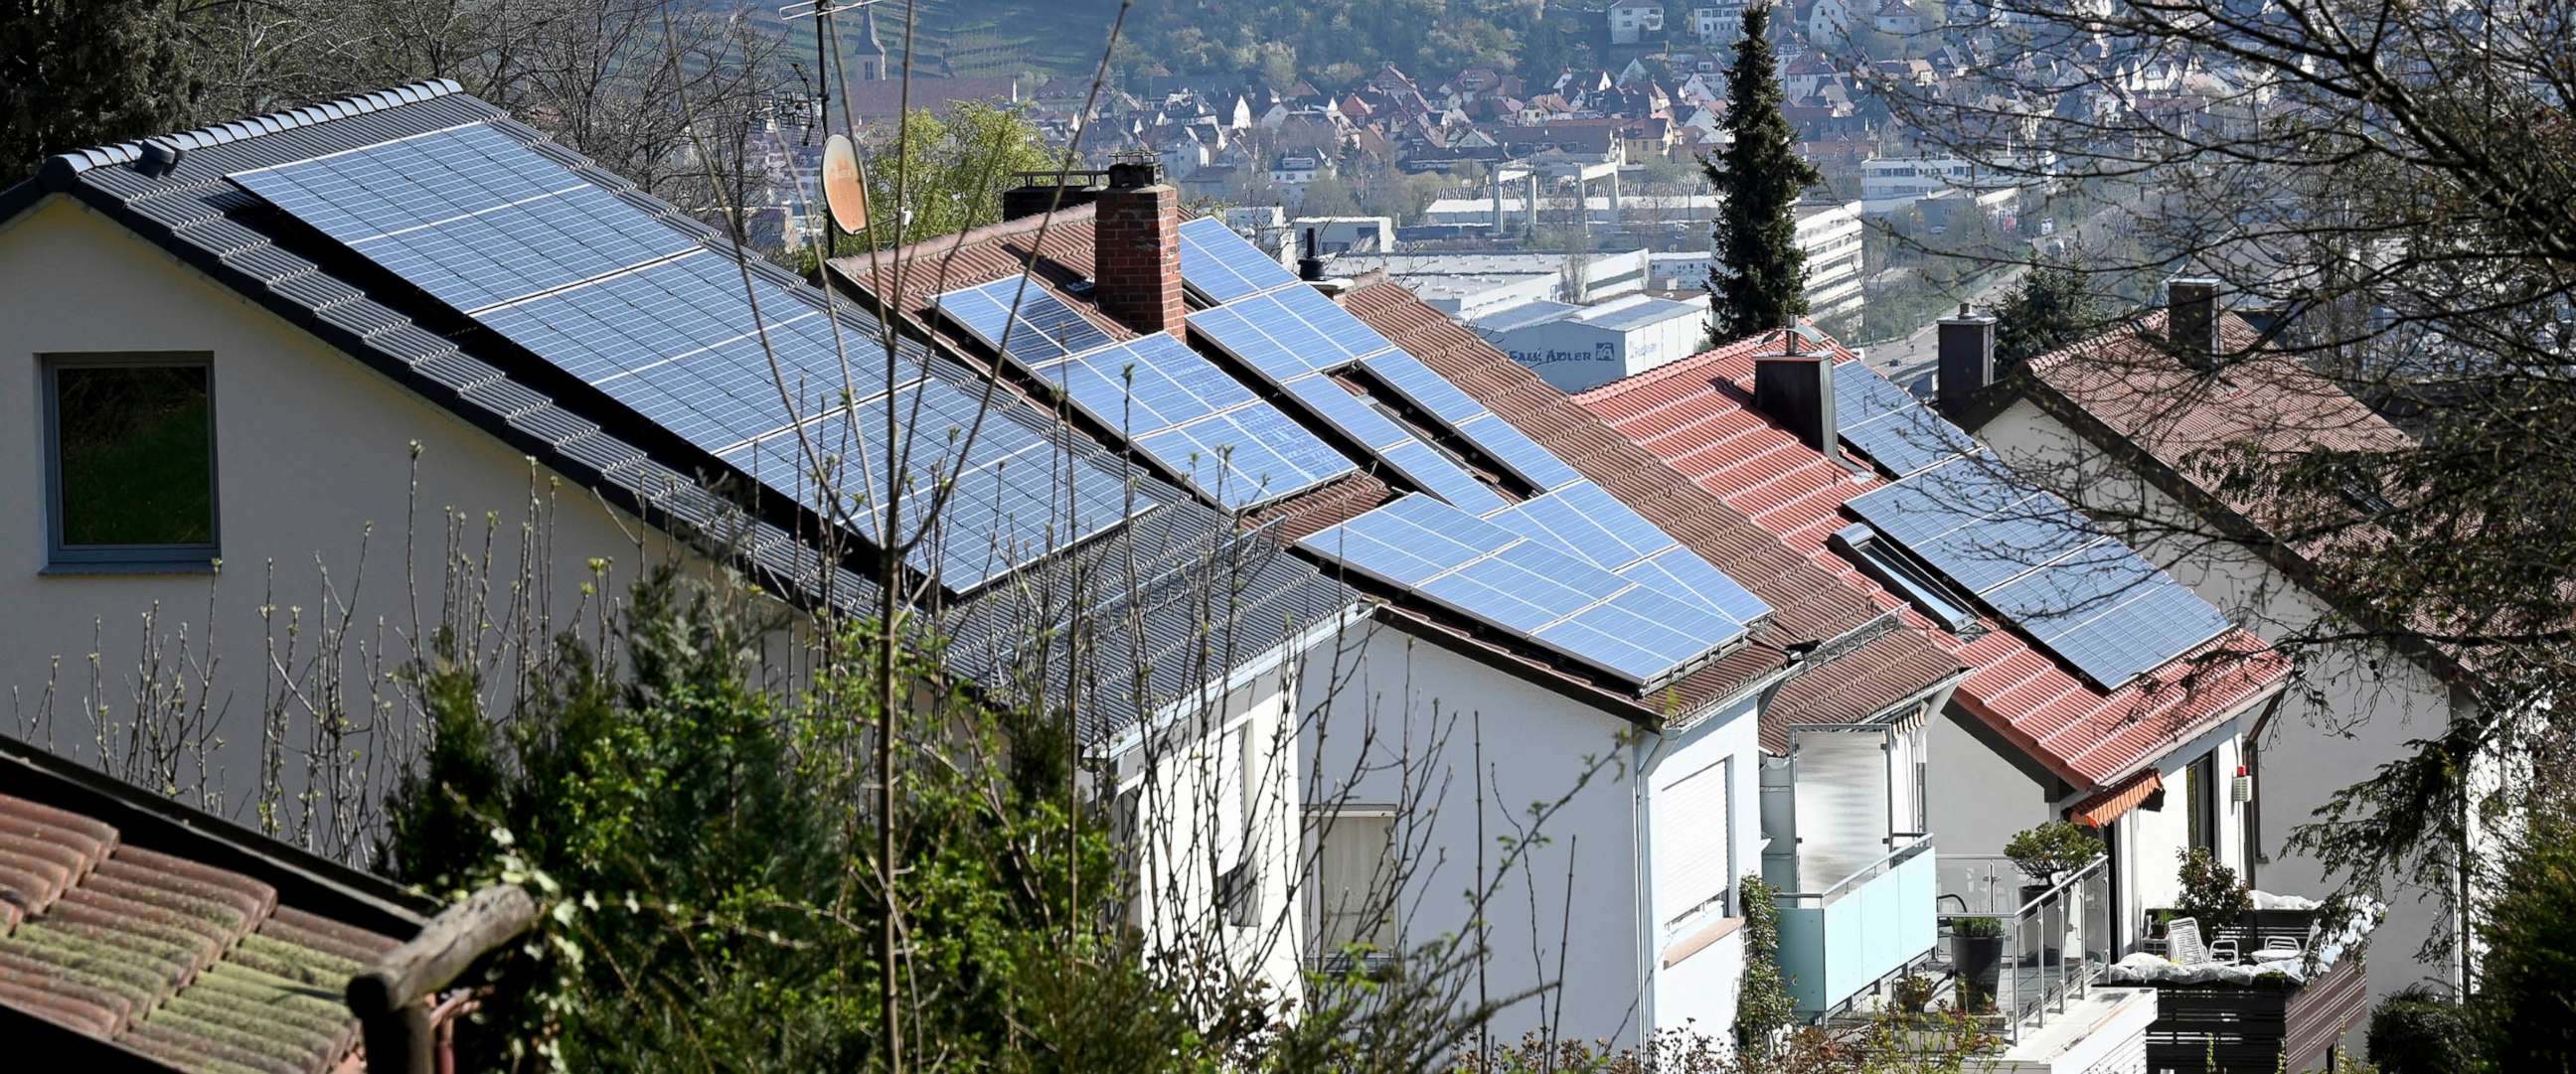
1704 2 1821 342
0 0 195 183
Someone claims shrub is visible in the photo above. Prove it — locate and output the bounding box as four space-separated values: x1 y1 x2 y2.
2174 846 2252 928
2477 810 2576 1070
2366 986 2476 1074
1955 916 2003 939
1891 973 1937 1013
2004 821 2104 884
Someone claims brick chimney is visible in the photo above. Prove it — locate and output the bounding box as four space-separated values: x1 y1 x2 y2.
1935 303 1997 423
1093 160 1185 339
1753 328 1841 464
2167 276 2221 364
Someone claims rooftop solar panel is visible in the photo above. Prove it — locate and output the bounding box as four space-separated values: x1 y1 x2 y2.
1298 494 1757 687
234 123 1144 591
1619 546 1775 629
1179 217 1301 302
1456 412 1586 491
1279 374 1412 450
1040 334 1355 508
1381 438 1510 516
1845 453 2239 688
1835 363 1980 477
1362 351 1488 427
932 276 1115 368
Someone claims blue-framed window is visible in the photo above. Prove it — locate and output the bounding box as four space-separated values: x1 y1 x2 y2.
42 354 220 572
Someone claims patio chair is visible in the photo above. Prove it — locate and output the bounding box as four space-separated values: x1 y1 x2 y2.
2166 917 2209 963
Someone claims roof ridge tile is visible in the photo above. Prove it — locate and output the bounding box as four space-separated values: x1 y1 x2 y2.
45 77 464 175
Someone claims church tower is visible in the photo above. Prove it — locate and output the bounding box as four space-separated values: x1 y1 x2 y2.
853 5 889 82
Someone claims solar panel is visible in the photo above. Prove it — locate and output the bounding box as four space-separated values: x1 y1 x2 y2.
1493 482 1677 569
1179 216 1301 302
1190 288 1391 379
1845 453 2238 687
1457 412 1585 491
1301 495 1751 684
1619 546 1775 630
1279 374 1412 450
1382 438 1510 516
932 276 1115 368
233 123 1146 591
1040 334 1355 508
234 124 698 311
1835 362 1980 477
1362 351 1487 427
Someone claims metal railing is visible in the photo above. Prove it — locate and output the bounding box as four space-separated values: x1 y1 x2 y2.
1777 834 1937 907
1934 853 2113 1045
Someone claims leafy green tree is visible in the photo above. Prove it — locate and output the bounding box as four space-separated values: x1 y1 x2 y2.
1993 265 2097 373
1 0 196 182
1299 172 1361 217
1704 2 1821 343
799 101 1056 270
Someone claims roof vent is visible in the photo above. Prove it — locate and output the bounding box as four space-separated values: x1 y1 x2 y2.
134 139 184 178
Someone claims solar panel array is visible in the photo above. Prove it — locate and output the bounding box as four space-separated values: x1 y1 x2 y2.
932 276 1115 367
1178 217 1301 303
1846 453 2234 687
1300 495 1757 686
1034 334 1355 510
1183 242 1588 501
233 123 1145 591
1835 362 1980 477
1177 216 1775 690
1490 483 1773 628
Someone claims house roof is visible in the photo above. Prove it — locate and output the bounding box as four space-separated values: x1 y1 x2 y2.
6 80 1345 750
2016 310 2476 681
1575 330 2289 790
0 734 425 1073
832 214 1963 740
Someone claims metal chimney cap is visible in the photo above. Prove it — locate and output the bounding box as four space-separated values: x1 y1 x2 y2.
135 139 184 177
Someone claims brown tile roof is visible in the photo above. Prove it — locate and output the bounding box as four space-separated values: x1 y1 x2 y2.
1576 329 2290 789
1343 281 1968 747
0 739 421 1073
2022 310 2413 556
838 216 1964 736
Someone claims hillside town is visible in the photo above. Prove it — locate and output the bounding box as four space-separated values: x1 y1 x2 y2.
0 1 2566 1073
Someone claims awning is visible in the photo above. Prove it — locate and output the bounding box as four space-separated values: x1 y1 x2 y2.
2072 768 2164 828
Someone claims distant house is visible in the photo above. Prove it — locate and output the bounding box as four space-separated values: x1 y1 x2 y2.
1873 0 1926 35
1608 0 1666 44
1690 0 1751 43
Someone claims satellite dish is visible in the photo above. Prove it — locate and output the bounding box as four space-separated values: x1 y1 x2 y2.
822 132 869 233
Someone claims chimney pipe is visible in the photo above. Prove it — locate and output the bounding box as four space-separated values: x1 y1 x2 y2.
1753 328 1841 463
2167 277 2221 365
1298 227 1326 281
1935 303 1998 423
1094 161 1186 339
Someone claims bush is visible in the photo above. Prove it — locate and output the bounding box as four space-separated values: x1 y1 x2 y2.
1955 916 2003 939
2174 846 2252 928
2366 986 2476 1074
2477 810 2576 1071
2004 821 2103 884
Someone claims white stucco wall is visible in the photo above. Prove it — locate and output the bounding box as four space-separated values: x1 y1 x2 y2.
1117 666 1308 1014
1298 622 1766 1050
1980 395 2466 999
0 195 718 849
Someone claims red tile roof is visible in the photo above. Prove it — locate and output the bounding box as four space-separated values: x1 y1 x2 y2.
1575 329 2289 790
837 214 1966 740
0 739 420 1073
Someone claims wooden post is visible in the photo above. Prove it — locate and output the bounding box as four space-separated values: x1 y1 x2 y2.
346 884 542 1074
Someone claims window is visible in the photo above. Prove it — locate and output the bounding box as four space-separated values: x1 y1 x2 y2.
1653 758 1732 932
43 355 218 570
2184 752 2218 853
1838 526 1978 630
1312 812 1395 958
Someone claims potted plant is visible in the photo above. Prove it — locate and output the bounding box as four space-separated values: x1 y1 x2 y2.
2005 821 2104 961
1950 917 2004 1013
2175 846 2252 930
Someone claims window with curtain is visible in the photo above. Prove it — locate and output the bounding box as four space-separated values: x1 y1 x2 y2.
1653 758 1732 932
1312 813 1395 955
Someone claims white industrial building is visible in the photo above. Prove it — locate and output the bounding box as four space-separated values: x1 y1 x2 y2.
1424 194 1721 229
1652 200 1865 331
1469 294 1710 391
1859 154 2052 215
1330 248 1652 320
1286 216 1395 255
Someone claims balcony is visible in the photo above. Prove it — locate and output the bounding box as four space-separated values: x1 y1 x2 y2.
1932 853 2115 1046
1773 835 1938 1015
